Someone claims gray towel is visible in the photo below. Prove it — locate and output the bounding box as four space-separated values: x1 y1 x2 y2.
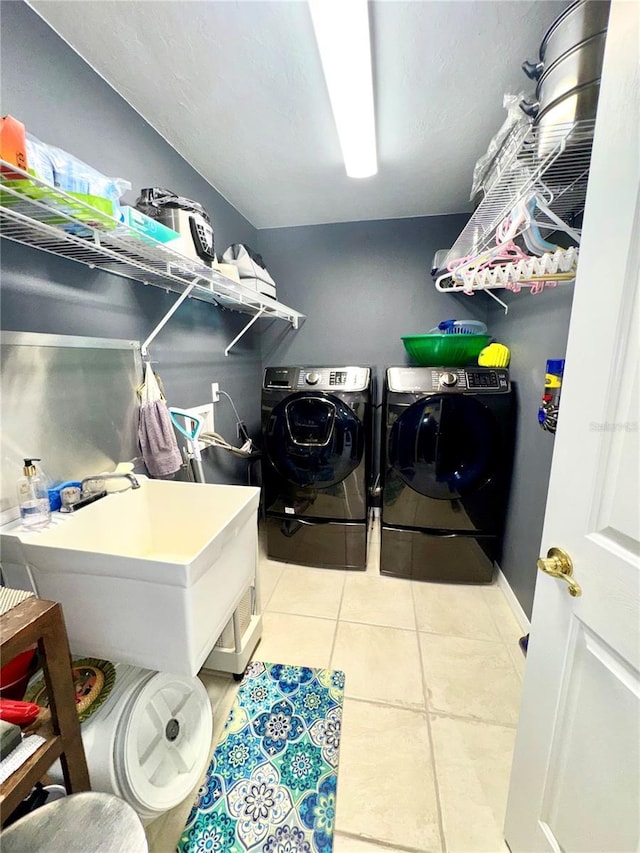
138 400 182 478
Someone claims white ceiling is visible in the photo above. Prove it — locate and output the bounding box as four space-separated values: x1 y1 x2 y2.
29 0 567 229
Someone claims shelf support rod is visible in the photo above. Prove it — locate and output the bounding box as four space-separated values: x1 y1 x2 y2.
141 283 196 358
225 307 266 357
485 288 509 314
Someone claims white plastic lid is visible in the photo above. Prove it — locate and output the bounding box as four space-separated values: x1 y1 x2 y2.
114 672 213 816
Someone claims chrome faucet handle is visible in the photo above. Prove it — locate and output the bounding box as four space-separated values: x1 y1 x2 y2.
81 476 106 495
80 473 141 493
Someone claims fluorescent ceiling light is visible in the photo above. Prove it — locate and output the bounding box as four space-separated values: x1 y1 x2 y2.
309 0 377 178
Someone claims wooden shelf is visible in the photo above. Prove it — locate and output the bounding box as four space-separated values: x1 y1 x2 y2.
0 597 91 824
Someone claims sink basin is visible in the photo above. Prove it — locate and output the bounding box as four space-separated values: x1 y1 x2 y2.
1 478 260 675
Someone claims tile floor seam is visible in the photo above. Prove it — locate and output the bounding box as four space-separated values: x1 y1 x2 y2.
340 694 430 715
329 575 348 668
334 829 433 853
338 617 418 634
411 577 448 853
478 588 527 682
416 627 509 646
427 709 519 729
258 564 284 611
337 616 417 630
264 608 337 623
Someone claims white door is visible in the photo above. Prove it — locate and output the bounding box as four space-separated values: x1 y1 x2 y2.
505 3 640 851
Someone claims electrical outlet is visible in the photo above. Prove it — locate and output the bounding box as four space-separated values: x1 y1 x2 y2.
184 403 214 448
211 382 220 403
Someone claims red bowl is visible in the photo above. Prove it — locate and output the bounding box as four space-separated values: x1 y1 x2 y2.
0 647 38 700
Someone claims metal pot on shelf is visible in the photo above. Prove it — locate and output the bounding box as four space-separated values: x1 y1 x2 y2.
519 18 608 157
521 0 610 81
520 29 607 127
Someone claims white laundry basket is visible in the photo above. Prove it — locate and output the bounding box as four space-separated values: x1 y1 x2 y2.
49 663 212 822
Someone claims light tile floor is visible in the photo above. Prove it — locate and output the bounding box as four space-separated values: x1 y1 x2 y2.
146 521 525 853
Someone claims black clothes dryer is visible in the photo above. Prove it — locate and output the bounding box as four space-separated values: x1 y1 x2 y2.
381 366 515 582
262 366 373 570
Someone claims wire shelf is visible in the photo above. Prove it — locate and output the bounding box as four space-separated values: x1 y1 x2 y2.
0 162 305 328
439 118 597 293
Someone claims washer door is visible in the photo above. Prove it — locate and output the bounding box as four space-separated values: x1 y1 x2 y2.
389 395 499 499
265 392 364 487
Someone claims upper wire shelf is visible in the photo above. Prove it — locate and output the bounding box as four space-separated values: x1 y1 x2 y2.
438 119 597 297
0 161 305 329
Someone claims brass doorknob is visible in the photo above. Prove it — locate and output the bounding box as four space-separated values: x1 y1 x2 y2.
537 547 582 597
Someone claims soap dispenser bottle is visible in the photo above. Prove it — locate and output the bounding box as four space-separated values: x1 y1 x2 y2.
17 458 51 529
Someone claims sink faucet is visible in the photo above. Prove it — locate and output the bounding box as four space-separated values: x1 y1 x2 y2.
80 473 141 493
60 473 141 513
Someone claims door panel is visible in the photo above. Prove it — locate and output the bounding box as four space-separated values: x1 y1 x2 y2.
538 622 640 853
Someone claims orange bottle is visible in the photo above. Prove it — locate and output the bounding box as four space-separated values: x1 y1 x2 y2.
0 115 28 177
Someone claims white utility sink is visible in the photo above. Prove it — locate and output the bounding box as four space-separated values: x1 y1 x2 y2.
1 478 261 675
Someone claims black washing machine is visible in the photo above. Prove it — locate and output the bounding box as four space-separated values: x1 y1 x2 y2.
262 366 373 570
381 366 514 582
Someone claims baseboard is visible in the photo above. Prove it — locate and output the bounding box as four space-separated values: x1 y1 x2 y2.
495 567 531 633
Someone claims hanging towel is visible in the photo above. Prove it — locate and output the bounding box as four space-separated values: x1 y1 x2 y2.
138 364 182 478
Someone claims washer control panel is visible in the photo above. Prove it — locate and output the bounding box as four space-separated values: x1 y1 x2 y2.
387 366 510 394
264 366 370 392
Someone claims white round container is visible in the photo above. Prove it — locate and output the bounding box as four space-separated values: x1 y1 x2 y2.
49 663 212 822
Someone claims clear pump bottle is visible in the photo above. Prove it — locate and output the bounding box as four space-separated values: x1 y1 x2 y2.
17 458 51 529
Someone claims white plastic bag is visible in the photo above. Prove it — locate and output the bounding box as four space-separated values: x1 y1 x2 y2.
470 93 532 200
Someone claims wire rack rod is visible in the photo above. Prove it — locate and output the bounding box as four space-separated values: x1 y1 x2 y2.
444 118 597 271
0 162 305 327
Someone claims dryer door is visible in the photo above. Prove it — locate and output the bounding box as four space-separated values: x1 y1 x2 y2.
385 394 505 532
265 392 364 488
389 395 498 498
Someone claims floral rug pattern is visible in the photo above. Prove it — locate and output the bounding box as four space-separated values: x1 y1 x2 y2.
178 661 345 853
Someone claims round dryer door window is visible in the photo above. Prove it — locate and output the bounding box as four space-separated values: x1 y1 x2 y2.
265 392 364 487
389 395 499 499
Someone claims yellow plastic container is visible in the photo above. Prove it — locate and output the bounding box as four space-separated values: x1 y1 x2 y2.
478 343 511 367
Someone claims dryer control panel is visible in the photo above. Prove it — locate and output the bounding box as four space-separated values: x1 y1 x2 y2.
264 366 370 392
387 366 510 394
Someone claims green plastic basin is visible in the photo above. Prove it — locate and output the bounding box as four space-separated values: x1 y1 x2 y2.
401 333 492 366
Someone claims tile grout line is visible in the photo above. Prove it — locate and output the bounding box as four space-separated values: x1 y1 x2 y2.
481 585 526 682
339 689 520 729
328 570 347 670
427 708 520 730
415 625 509 645
411 578 448 853
334 829 432 853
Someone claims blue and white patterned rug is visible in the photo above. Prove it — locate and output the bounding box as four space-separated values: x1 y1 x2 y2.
178 661 345 853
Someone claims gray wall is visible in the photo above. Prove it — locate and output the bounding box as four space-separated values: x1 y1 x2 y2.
258 216 485 381
0 0 264 485
487 287 574 618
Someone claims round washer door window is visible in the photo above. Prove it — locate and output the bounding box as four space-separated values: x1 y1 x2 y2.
389 395 499 499
265 392 364 487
